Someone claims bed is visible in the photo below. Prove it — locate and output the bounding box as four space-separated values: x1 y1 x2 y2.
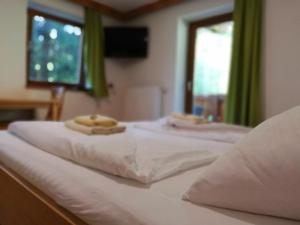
0 120 299 225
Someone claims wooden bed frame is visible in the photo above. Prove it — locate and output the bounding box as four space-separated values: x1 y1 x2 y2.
0 162 87 225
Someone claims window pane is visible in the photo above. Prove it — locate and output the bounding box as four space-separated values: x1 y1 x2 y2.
193 21 233 96
192 20 233 120
29 15 82 85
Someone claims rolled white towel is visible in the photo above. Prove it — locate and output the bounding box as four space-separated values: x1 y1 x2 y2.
65 120 126 135
74 114 118 127
166 116 250 133
171 113 207 124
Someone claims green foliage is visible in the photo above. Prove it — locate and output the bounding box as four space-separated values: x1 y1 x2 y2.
29 16 82 85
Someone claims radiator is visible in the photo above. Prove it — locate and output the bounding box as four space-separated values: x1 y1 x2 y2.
123 86 162 121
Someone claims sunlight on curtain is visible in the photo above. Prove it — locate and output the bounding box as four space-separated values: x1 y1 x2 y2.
83 8 108 97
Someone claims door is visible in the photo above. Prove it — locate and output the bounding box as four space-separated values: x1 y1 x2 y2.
185 14 233 121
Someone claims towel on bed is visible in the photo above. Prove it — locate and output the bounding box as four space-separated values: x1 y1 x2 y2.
74 114 118 127
166 116 250 133
171 113 207 124
65 120 126 135
135 119 250 144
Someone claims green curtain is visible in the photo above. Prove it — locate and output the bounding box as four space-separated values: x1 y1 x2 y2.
83 8 108 97
225 0 263 127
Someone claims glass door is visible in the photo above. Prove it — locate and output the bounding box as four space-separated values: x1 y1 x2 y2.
185 14 233 121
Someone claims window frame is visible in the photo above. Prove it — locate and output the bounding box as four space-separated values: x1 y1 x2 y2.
26 8 85 90
185 13 233 114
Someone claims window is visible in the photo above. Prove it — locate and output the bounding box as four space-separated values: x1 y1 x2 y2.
27 9 84 88
185 14 233 121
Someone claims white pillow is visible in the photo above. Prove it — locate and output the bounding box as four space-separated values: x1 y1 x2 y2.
184 105 300 220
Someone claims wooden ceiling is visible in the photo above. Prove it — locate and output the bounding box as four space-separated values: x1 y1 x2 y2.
67 0 187 21
94 0 157 12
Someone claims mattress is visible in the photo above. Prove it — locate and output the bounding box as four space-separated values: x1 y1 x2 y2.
0 131 299 225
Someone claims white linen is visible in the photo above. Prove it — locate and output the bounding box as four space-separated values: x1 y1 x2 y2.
65 120 126 135
8 121 228 184
184 105 300 220
135 119 250 143
166 116 250 132
0 132 299 225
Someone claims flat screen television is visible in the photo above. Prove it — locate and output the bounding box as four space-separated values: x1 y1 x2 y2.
104 27 148 58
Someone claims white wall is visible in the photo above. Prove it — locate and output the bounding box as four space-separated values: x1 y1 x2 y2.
0 0 127 120
262 0 300 118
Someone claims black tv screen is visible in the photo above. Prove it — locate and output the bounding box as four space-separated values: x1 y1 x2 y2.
104 27 148 58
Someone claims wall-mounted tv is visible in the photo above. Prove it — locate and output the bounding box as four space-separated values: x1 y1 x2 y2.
104 27 148 58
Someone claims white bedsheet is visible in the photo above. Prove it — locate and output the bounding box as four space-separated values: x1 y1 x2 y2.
8 121 229 184
0 131 299 225
135 119 250 143
166 116 251 132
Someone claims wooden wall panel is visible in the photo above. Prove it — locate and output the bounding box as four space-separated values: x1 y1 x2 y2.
67 0 187 20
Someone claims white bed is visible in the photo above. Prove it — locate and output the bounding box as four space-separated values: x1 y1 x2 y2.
0 122 299 225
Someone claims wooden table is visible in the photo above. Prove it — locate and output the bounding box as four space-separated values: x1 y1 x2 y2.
0 98 60 122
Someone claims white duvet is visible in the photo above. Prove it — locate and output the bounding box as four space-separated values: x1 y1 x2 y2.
1 132 296 225
135 119 250 143
8 121 233 184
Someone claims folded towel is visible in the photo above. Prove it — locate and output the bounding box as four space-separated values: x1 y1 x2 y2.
65 120 126 135
166 116 250 133
171 113 208 124
135 119 249 143
74 114 118 127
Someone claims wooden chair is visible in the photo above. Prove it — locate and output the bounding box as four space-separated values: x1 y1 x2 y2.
47 86 65 121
